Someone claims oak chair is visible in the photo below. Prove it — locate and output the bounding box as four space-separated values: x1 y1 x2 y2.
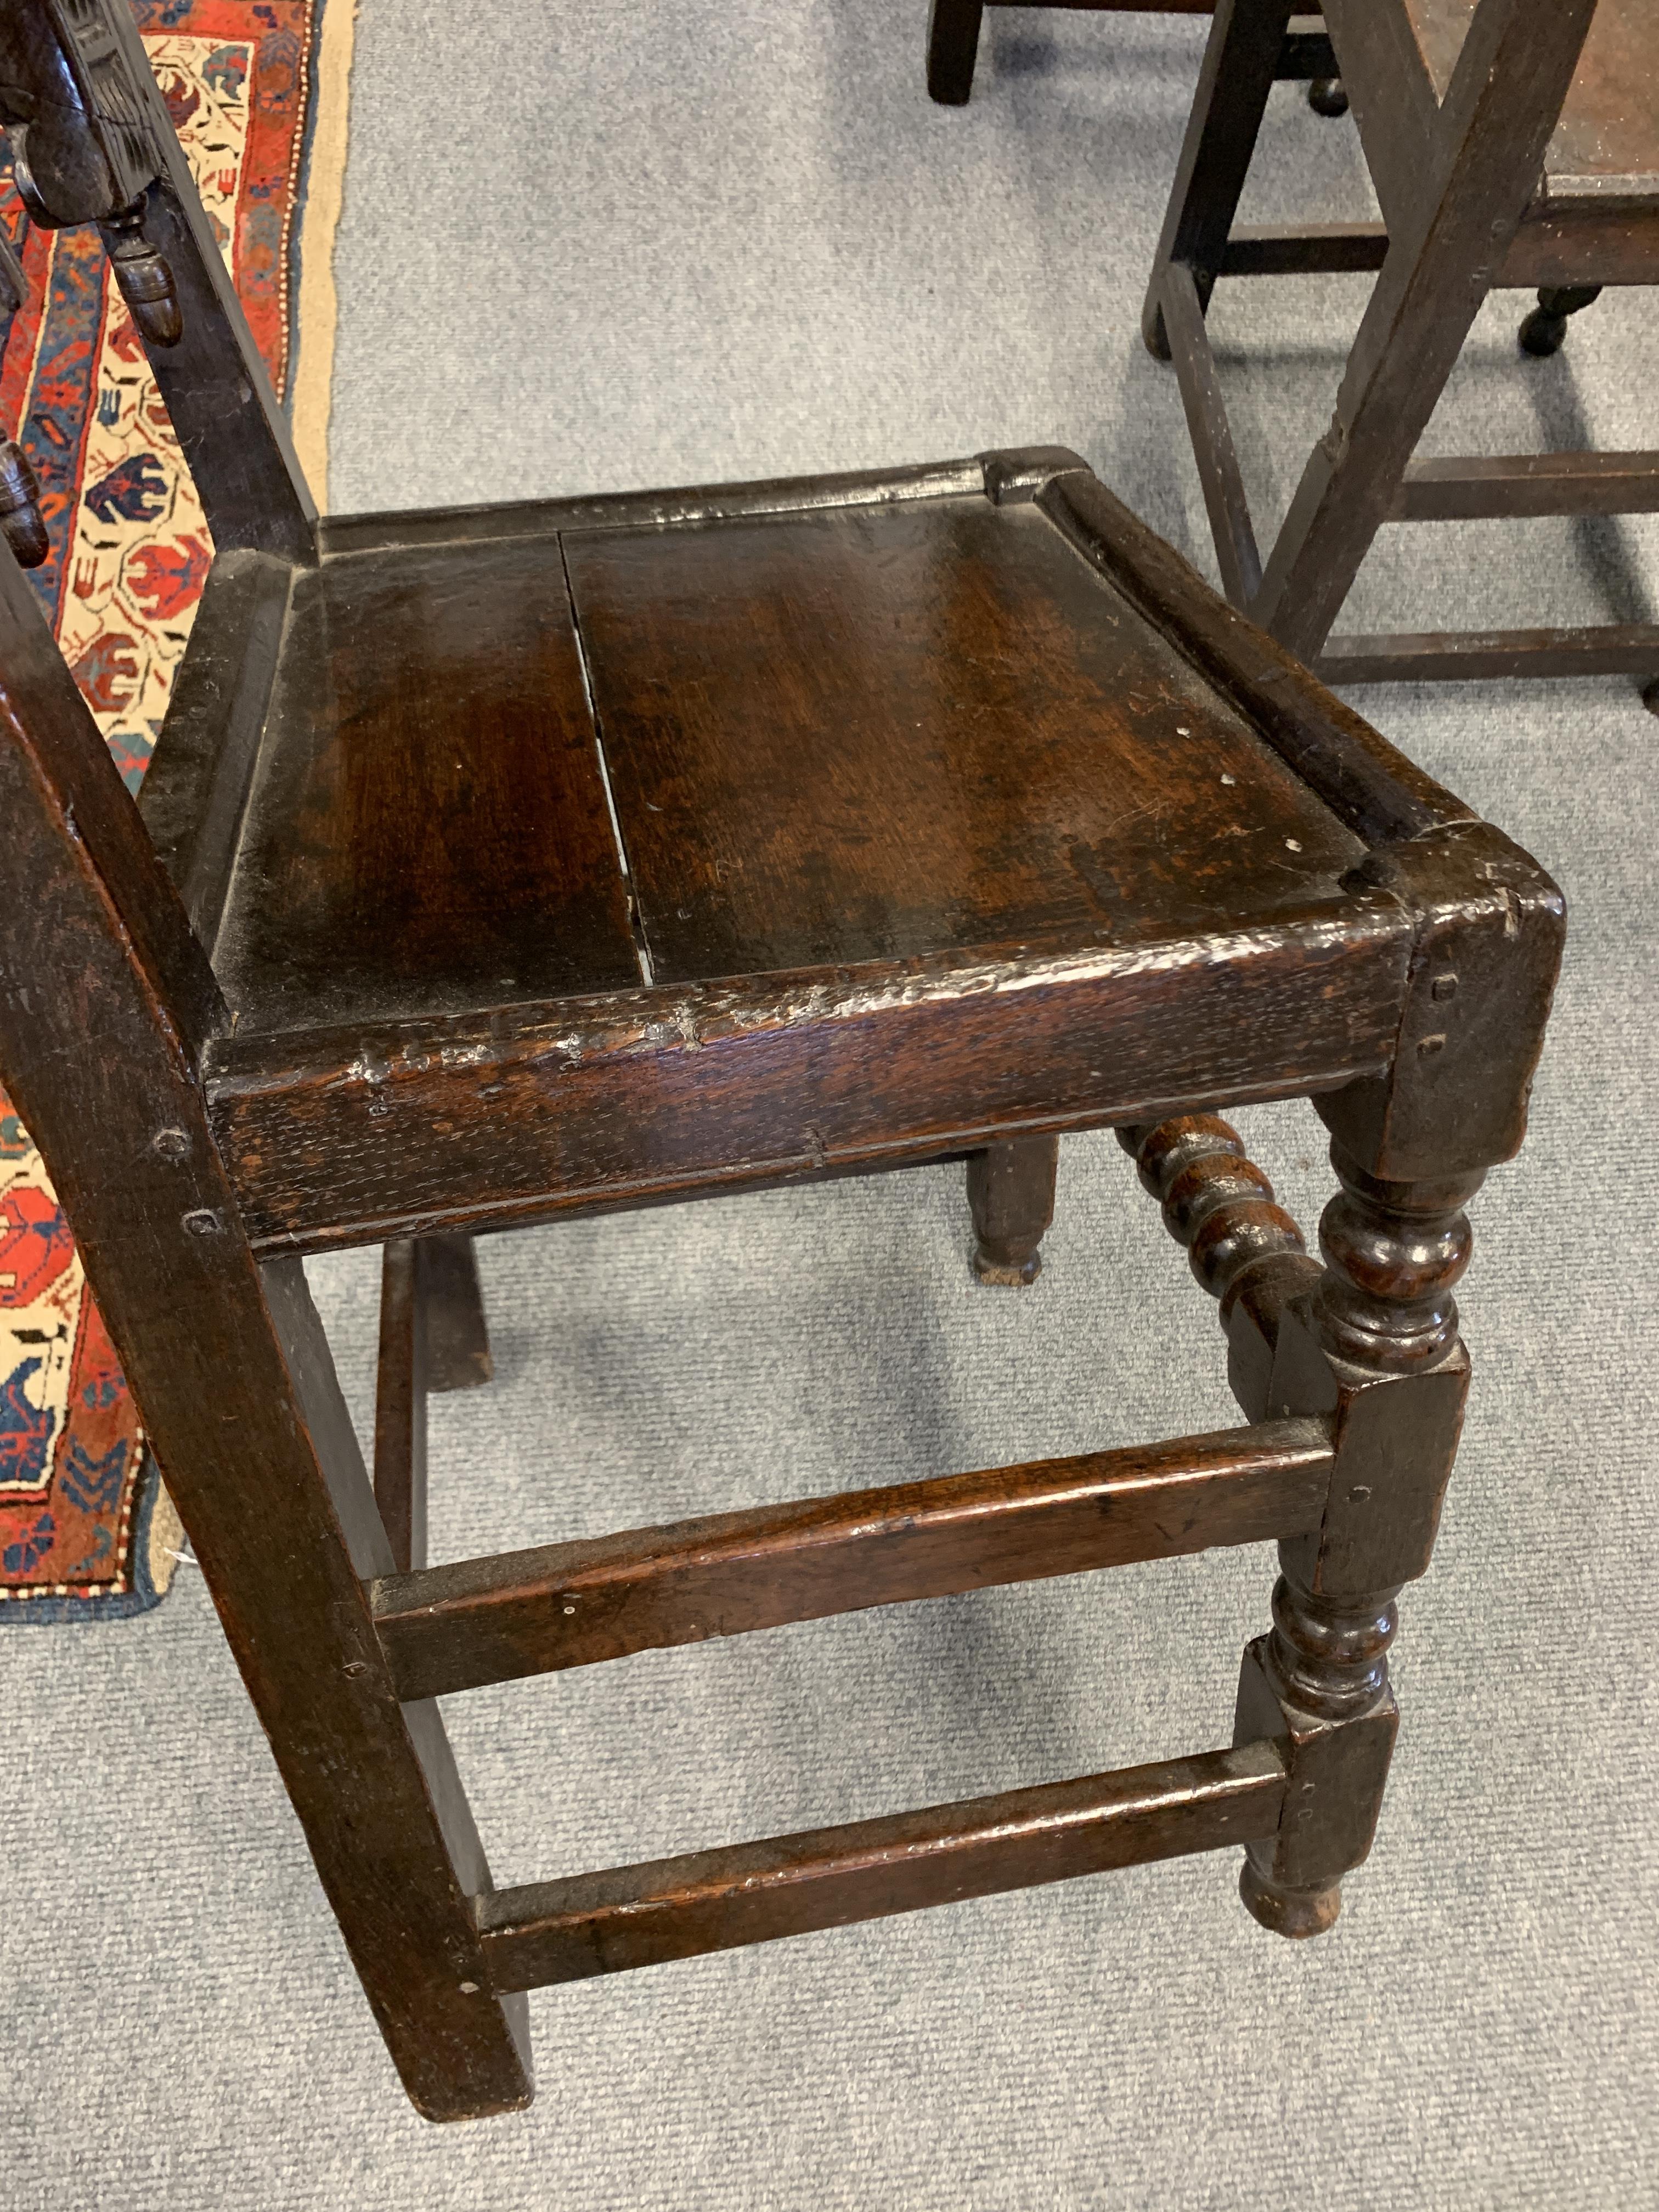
1143 0 1659 701
925 1 1350 120
0 0 1564 2122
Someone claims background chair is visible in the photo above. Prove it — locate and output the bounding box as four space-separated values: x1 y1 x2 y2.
1143 0 1659 703
926 0 1350 118
0 0 1562 2121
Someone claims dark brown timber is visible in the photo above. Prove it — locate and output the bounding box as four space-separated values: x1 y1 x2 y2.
0 0 1568 2119
374 1240 428 1576
476 1742 1289 1989
371 1419 1333 1701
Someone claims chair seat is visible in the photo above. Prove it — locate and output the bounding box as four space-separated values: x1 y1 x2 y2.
148 452 1367 1042
144 450 1452 1253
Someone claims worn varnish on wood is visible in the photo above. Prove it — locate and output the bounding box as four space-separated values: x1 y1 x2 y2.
372 1418 1333 1700
134 450 1455 1252
0 0 1568 2126
478 1742 1290 1989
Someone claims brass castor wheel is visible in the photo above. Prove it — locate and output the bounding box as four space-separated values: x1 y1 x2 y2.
1307 76 1348 117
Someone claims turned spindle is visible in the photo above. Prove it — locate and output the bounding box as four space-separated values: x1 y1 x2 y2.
1116 1114 1309 1319
1313 1149 1477 1374
1236 1144 1482 1939
1117 1114 1319 1415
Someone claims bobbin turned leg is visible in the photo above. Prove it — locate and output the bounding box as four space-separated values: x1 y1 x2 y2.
1519 284 1601 358
1114 1105 1483 1936
967 1137 1059 1286
1237 1155 1481 1934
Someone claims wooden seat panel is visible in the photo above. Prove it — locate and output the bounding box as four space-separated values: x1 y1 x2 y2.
193 473 1373 1044
566 495 1365 987
212 534 641 1035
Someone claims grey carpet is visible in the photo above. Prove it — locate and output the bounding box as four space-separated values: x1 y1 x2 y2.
8 4 1658 2205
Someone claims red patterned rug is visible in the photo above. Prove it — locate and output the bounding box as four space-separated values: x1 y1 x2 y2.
0 0 351 1619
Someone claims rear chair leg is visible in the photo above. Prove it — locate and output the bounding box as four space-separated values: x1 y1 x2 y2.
967 1136 1059 1286
421 1232 495 1392
927 0 984 106
375 1240 428 1575
1519 284 1601 358
375 1234 494 1574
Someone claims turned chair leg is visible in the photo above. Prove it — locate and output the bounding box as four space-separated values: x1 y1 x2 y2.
1307 77 1348 116
1115 1111 1481 1936
927 0 984 105
1518 283 1602 358
967 1136 1059 1287
1237 1151 1480 1935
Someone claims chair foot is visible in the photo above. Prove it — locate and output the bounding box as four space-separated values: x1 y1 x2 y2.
967 1136 1058 1289
1519 284 1602 358
1239 1857 1342 1939
1641 676 1659 718
1307 76 1348 117
927 0 984 105
971 1248 1043 1289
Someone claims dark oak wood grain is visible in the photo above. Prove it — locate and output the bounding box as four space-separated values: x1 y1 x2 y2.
1319 623 1659 685
0 0 1571 2121
1405 0 1659 194
1389 450 1659 521
212 536 641 1032
374 1239 428 1576
204 904 1410 1254
568 492 1359 985
372 1419 1333 1701
0 544 530 2121
477 1742 1289 1989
